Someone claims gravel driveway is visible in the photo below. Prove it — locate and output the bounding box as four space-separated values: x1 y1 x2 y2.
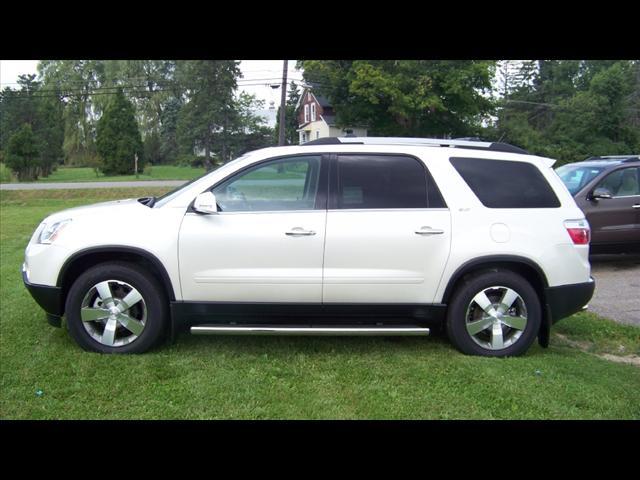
589 253 640 326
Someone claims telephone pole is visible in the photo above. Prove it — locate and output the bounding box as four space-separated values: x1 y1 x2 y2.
278 60 288 146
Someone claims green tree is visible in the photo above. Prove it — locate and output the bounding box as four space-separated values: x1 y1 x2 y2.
299 60 496 137
274 81 301 145
0 75 64 178
176 60 241 170
143 130 162 165
158 97 182 164
96 89 143 175
37 96 65 176
496 60 640 163
6 124 40 181
38 60 106 165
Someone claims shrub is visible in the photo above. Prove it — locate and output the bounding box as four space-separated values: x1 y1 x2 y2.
0 162 15 183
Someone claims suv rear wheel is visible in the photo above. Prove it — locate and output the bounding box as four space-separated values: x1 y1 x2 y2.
446 270 541 357
65 262 168 353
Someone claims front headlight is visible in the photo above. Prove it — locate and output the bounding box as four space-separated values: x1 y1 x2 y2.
38 219 72 244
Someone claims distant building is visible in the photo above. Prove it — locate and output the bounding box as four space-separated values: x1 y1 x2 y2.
295 85 367 144
254 101 278 128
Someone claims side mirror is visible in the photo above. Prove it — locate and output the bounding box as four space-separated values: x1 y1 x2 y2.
193 192 218 214
591 187 613 200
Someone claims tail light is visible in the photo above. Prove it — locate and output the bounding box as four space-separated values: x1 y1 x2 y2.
564 219 590 245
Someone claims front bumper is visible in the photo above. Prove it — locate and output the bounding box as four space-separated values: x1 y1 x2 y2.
545 277 595 324
22 267 63 327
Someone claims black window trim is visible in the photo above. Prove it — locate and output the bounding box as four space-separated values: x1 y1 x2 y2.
327 152 447 210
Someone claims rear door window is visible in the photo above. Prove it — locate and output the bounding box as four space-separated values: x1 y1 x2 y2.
332 155 446 209
450 157 560 208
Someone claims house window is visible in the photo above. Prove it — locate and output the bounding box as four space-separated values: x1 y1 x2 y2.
310 103 316 122
304 104 309 123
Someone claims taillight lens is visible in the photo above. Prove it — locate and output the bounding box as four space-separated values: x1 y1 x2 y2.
564 219 590 245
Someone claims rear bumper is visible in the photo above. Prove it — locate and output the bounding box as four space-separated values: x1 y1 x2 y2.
22 267 63 326
545 277 595 324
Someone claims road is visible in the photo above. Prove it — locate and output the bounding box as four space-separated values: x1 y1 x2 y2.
589 253 640 326
0 180 187 190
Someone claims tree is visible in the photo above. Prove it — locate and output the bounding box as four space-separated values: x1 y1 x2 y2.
299 60 496 137
0 75 64 178
38 60 106 165
96 89 143 175
176 60 241 170
215 92 274 160
158 97 182 164
6 124 40 181
274 81 300 145
37 97 65 176
496 60 640 163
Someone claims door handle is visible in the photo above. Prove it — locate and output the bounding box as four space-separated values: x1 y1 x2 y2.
285 228 316 236
415 226 444 235
633 204 640 209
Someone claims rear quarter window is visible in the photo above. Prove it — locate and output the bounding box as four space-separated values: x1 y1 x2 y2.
450 157 561 208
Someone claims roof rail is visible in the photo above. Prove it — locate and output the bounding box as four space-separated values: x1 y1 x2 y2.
585 155 639 163
301 136 529 154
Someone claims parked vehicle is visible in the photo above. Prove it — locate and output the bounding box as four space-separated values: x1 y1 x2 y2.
23 137 595 357
555 155 640 253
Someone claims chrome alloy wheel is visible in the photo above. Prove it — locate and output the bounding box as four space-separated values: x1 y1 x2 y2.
80 280 147 347
464 285 528 350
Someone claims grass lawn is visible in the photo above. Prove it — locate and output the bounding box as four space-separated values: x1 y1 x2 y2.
1 189 639 419
0 165 206 183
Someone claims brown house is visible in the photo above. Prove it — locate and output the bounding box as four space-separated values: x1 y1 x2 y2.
295 85 367 144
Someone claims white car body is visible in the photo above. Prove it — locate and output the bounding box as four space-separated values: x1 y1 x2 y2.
23 138 595 356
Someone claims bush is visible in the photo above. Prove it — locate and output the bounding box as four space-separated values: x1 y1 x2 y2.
176 154 203 168
0 162 15 183
143 163 153 176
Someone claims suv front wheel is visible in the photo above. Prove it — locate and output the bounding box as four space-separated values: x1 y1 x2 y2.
446 270 541 357
65 262 168 353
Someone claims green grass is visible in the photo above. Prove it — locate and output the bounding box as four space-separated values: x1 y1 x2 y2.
1 189 639 419
0 165 206 183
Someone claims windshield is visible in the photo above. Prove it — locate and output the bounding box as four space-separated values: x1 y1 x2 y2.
154 154 252 207
555 164 605 195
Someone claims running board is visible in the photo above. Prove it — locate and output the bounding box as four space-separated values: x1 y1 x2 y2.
190 325 430 336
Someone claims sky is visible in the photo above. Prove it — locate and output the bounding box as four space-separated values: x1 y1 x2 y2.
0 60 304 126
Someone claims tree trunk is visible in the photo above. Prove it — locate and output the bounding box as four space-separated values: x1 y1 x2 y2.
204 137 213 172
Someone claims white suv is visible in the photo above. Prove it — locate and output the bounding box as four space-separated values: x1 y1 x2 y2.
22 137 595 357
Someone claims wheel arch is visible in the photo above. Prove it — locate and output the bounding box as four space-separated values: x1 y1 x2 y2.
441 255 551 347
57 246 177 315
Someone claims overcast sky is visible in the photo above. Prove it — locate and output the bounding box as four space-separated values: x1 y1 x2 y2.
0 60 303 107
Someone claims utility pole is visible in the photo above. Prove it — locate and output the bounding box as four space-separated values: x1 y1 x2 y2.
278 60 288 146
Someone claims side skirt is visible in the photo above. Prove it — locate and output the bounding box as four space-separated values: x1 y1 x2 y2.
169 301 447 340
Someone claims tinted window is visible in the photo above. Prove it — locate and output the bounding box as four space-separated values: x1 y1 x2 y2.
334 155 444 209
213 155 322 212
596 167 640 197
450 157 560 208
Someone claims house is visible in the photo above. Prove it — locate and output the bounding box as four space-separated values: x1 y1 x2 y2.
296 85 367 144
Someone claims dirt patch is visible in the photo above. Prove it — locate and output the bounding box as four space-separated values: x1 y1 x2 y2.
554 333 640 367
596 353 640 366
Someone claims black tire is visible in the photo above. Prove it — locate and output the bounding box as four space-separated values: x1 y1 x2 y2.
65 261 168 354
446 270 541 357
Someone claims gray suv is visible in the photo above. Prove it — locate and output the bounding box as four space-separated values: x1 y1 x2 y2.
556 155 640 253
